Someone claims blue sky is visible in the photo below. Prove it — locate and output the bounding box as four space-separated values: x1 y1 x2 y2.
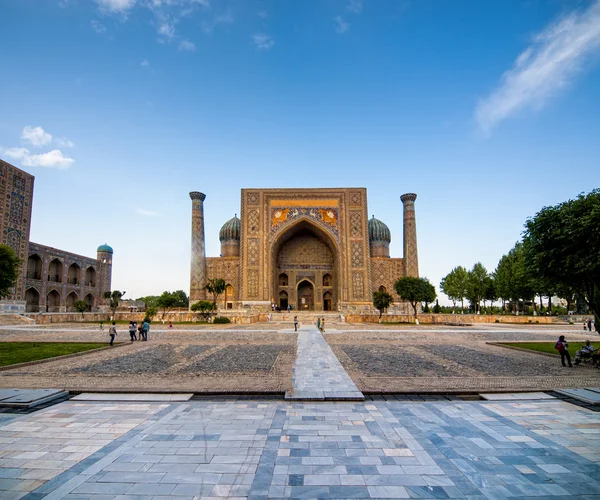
1 0 599 302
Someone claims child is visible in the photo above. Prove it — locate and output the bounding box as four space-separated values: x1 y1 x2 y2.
555 335 572 367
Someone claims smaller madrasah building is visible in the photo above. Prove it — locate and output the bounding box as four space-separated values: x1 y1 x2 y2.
0 159 113 313
189 188 418 313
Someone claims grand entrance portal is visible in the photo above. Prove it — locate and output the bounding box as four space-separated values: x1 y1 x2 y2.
271 220 338 311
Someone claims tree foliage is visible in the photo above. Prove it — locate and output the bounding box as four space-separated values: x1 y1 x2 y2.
103 290 125 318
467 263 489 313
0 244 21 298
157 291 178 319
440 266 469 311
74 300 89 318
394 277 436 320
372 291 393 318
524 189 600 330
204 278 226 308
190 300 216 321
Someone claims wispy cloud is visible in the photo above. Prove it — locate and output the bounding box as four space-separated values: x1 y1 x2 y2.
178 40 195 51
3 147 74 169
135 208 159 216
476 1 600 134
334 16 349 34
90 19 106 34
158 21 175 39
96 0 136 13
55 137 75 148
346 0 362 14
202 9 234 34
21 126 52 147
141 58 150 66
252 33 274 50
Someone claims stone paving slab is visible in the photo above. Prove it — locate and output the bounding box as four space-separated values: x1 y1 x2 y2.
0 389 67 408
287 326 364 401
480 392 556 401
557 388 600 405
71 393 193 402
2 398 600 499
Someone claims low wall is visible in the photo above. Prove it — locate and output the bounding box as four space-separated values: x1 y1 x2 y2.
0 300 26 314
345 313 557 325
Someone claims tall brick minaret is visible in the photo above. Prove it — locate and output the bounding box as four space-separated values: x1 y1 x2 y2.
401 193 419 277
189 191 207 303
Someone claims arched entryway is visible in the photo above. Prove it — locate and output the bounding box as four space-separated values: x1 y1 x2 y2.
48 258 63 283
27 254 42 280
323 291 333 311
67 263 80 285
85 266 96 287
66 291 79 312
46 290 61 312
84 293 94 311
224 284 234 309
271 219 339 311
279 290 288 310
25 287 40 312
297 280 315 311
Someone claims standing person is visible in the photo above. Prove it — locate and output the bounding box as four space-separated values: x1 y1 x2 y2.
142 320 150 341
293 316 298 332
137 323 143 341
317 317 321 330
109 321 117 346
287 305 291 313
168 321 173 329
99 321 103 331
588 318 593 332
320 318 325 333
555 335 573 367
128 321 136 342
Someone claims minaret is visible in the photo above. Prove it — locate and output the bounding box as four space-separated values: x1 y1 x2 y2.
189 191 207 303
400 193 419 277
97 243 113 309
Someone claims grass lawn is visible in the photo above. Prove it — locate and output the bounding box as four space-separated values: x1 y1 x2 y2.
501 341 586 357
0 342 108 366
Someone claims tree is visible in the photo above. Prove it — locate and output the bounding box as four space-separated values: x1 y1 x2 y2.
172 290 189 308
394 277 436 323
467 263 489 313
204 278 226 309
0 244 21 298
373 291 393 319
146 306 158 320
157 291 178 319
483 276 497 314
74 300 89 318
138 295 159 309
104 290 125 319
190 300 216 321
440 266 469 312
524 189 600 330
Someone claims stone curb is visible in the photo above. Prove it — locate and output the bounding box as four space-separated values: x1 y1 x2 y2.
486 341 560 358
0 342 130 372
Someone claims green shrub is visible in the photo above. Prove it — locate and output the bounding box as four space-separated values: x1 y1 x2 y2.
495 319 500 323
213 317 231 324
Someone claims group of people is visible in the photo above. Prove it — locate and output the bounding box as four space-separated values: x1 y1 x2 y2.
555 335 600 367
104 320 150 345
316 317 326 333
271 303 293 313
583 318 595 332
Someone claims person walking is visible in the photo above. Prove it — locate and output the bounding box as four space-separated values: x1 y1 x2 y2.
317 317 321 330
128 321 137 342
142 320 150 341
555 335 573 367
293 316 298 332
588 318 593 332
320 317 325 333
137 323 143 341
109 321 117 346
99 321 103 331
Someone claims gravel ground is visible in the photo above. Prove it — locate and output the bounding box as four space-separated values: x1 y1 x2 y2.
180 345 289 373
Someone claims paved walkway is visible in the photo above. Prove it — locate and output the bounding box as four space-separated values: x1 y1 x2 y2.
1 398 599 499
288 326 363 400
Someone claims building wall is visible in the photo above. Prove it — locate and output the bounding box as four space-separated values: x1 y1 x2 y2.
0 159 34 303
205 256 240 308
24 242 109 312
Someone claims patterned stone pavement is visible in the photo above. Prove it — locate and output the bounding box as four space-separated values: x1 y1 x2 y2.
0 398 599 499
288 326 363 400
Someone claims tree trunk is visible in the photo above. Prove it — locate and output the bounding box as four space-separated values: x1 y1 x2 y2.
539 295 543 312
411 301 418 321
547 294 552 315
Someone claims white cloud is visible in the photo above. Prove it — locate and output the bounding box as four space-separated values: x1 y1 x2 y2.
135 208 159 216
3 147 74 169
141 58 150 66
202 10 234 34
96 0 136 12
158 22 175 38
91 20 106 33
346 0 362 14
21 126 52 147
178 40 196 51
55 137 75 148
335 16 349 34
476 1 600 133
252 33 274 50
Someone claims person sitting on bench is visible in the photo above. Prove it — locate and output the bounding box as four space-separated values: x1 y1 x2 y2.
575 340 595 365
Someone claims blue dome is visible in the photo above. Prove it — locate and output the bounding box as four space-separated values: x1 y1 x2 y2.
368 216 391 244
97 243 113 254
219 215 240 242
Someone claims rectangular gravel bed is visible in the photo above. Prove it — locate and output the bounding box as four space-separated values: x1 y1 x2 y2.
179 345 285 373
69 345 181 374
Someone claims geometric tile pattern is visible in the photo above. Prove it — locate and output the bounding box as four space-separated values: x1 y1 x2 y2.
3 398 600 499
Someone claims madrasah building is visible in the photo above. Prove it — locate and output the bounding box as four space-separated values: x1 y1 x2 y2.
189 188 418 313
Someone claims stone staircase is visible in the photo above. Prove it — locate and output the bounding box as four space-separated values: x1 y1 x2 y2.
268 311 345 326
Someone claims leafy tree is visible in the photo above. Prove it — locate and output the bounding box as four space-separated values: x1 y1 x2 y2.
146 306 158 320
190 300 216 321
157 291 178 319
204 278 226 308
483 276 497 313
433 299 441 314
493 254 512 311
74 300 89 318
524 189 600 330
138 295 159 309
373 291 393 319
104 290 125 319
467 263 489 313
172 290 189 308
0 244 21 298
394 277 436 322
440 266 469 312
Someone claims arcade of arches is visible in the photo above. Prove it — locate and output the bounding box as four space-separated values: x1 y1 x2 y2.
272 224 338 311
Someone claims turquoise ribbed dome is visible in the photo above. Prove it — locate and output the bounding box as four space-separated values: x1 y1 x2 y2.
219 215 240 242
368 216 391 244
97 243 113 254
